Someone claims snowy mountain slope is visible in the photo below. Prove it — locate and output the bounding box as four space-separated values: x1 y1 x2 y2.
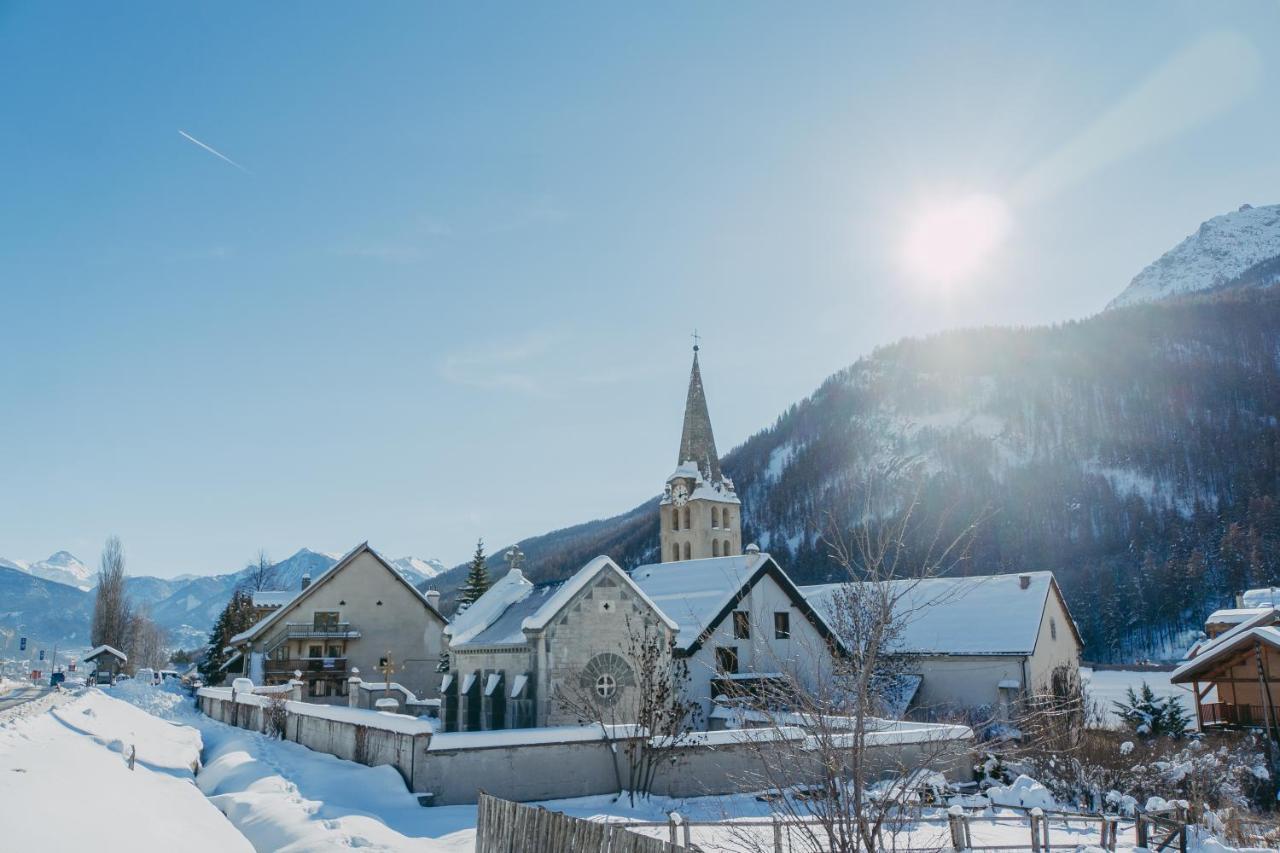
0 551 94 590
391 556 445 586
1108 203 1280 308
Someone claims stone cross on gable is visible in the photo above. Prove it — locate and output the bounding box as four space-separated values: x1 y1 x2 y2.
504 545 525 573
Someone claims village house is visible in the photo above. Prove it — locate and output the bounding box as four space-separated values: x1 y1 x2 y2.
226 542 448 704
801 571 1083 720
1170 589 1280 730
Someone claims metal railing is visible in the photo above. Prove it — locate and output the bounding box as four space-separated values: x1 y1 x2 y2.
283 622 359 638
1199 701 1278 728
264 657 349 676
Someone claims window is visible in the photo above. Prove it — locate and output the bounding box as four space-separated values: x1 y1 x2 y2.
683 542 691 560
712 540 720 557
711 507 720 528
671 508 679 531
308 644 322 658
672 543 680 561
682 507 690 529
722 509 732 528
732 611 750 640
723 539 731 555
774 612 791 639
313 611 340 631
326 645 341 658
1050 617 1057 641
595 673 617 700
715 646 739 674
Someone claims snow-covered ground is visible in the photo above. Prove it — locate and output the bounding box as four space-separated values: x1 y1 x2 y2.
1083 667 1198 729
0 686 252 852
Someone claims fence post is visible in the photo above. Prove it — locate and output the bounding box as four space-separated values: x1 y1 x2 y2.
1030 808 1042 853
1137 815 1149 849
948 809 965 851
773 815 783 853
128 744 136 771
668 812 681 847
348 669 361 708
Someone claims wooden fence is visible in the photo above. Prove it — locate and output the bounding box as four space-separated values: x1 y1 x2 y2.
475 792 672 853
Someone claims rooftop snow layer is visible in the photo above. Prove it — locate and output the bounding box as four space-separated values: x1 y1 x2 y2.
630 552 770 649
251 590 296 608
800 571 1063 656
1109 203 1280 308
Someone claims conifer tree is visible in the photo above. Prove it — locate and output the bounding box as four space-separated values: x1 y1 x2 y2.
198 589 256 685
456 538 491 611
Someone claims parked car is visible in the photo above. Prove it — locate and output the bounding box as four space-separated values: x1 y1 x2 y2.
135 668 157 685
49 671 65 688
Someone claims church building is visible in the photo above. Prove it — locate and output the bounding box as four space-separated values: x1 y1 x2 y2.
438 346 843 732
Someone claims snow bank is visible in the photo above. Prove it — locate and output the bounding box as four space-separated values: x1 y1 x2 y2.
986 774 1057 810
0 688 252 852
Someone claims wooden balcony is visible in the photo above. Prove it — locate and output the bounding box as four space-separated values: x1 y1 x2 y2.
1200 702 1279 729
283 622 360 639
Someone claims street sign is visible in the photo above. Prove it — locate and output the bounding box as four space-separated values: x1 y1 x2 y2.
19 637 26 651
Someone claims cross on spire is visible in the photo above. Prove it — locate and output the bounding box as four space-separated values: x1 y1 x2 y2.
691 329 701 352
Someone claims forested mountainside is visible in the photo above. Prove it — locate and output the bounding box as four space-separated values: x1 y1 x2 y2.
463 288 1280 662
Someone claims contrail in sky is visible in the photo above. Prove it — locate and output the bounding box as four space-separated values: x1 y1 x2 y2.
178 129 251 173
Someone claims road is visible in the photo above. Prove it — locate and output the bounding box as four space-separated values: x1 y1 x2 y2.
0 684 52 713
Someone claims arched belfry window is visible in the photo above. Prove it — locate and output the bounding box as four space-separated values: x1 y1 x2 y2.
711 507 720 528
712 540 720 557
683 507 690 529
683 542 691 560
671 508 679 531
672 544 680 561
723 539 731 556
723 509 732 528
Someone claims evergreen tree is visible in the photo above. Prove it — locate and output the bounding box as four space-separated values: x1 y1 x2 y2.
456 539 491 611
1114 682 1190 738
198 589 256 685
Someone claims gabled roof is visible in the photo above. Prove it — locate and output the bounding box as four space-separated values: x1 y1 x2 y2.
230 541 444 645
1171 622 1280 683
630 552 841 655
1179 607 1280 668
447 556 678 650
800 571 1082 656
84 645 127 663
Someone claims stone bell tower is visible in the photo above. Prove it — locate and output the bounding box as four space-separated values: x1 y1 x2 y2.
660 340 741 562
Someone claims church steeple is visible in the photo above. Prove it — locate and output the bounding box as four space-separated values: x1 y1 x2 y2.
660 340 741 563
678 347 722 484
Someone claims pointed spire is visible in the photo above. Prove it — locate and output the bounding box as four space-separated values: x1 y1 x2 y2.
678 344 721 483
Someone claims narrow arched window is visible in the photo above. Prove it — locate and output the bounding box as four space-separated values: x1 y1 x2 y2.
711 507 719 528
724 539 731 556
712 540 721 557
672 544 680 561
683 507 690 529
722 509 732 528
671 508 679 531
683 542 691 560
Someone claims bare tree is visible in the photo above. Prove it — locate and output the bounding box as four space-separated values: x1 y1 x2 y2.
241 550 277 592
127 609 170 671
555 616 703 806
727 484 988 853
91 535 133 654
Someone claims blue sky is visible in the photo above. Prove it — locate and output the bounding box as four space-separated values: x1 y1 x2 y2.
3 2 1279 578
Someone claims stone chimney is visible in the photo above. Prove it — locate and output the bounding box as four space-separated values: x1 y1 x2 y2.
1019 574 1031 590
300 573 311 591
426 590 441 611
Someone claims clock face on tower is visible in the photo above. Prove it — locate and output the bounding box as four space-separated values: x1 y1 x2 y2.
671 481 689 506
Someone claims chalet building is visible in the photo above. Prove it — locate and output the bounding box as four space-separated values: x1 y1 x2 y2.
1171 597 1280 730
227 542 448 704
84 645 128 684
802 572 1083 719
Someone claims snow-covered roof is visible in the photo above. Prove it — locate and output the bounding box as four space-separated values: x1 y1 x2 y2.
800 571 1079 656
230 542 443 646
83 645 127 662
1241 587 1280 608
630 552 769 649
1172 623 1280 683
251 590 296 608
447 557 677 650
1183 607 1280 665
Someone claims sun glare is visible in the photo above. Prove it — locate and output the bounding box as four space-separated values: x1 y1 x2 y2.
900 194 1011 288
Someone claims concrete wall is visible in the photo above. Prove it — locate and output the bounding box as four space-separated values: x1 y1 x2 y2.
910 654 1027 714
1026 586 1083 692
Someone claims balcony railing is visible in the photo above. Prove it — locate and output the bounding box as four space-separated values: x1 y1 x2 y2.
283 622 360 639
264 657 350 676
1200 702 1280 728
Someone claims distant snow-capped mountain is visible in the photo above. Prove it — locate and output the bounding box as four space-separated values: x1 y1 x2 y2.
0 550 94 590
391 556 446 586
1109 203 1280 308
